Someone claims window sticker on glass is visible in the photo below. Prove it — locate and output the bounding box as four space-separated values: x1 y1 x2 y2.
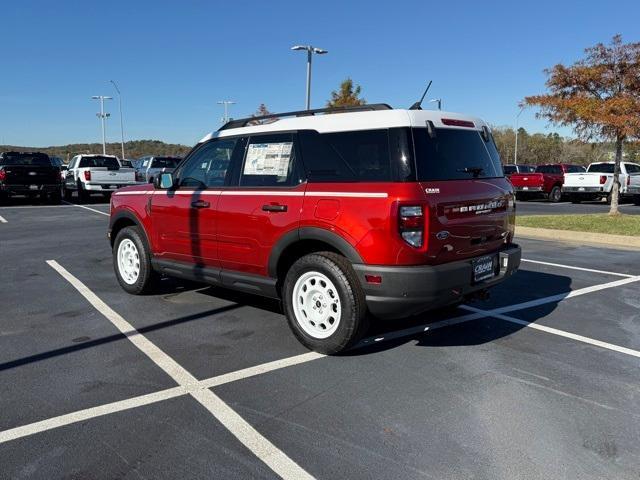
244 142 292 176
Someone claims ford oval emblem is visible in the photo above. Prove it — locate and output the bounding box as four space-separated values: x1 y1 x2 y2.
436 231 450 240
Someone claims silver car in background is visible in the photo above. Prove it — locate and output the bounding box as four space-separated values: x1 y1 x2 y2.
135 156 182 183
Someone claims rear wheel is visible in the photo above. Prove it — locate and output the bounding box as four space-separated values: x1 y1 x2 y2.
77 181 89 203
113 226 158 294
63 184 72 201
548 185 562 203
282 252 368 354
633 195 640 206
49 191 62 204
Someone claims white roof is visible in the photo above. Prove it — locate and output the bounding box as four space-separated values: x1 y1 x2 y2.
198 109 489 143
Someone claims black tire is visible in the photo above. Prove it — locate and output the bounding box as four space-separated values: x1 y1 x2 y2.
633 195 640 206
63 185 72 201
548 185 562 203
77 181 89 203
570 195 581 204
49 191 62 204
113 226 158 295
606 192 612 205
282 251 368 354
0 192 8 205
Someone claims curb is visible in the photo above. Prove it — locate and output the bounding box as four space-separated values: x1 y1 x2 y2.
516 226 640 250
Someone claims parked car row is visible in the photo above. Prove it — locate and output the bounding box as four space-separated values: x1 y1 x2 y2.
0 151 184 204
503 162 640 204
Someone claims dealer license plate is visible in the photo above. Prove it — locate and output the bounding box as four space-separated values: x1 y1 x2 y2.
472 255 497 283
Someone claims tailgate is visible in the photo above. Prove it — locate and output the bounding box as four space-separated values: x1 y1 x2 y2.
509 173 544 188
2 165 60 184
420 179 514 264
89 168 136 183
563 173 607 188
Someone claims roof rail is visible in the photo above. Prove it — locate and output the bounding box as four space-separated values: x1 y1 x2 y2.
218 103 393 131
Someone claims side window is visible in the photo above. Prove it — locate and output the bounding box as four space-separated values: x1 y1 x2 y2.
324 129 391 181
240 133 300 187
177 139 238 188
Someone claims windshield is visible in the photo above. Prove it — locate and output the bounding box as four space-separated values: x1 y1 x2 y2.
588 163 615 173
151 157 181 169
412 128 503 181
78 156 120 169
0 152 51 166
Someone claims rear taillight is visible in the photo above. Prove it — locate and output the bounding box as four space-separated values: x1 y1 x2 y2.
399 205 425 248
600 175 607 185
84 170 91 181
0 169 5 182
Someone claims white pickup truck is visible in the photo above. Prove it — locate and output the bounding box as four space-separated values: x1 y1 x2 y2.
63 154 138 202
563 161 640 204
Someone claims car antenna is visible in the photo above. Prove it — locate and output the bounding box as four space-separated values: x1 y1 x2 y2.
409 81 433 110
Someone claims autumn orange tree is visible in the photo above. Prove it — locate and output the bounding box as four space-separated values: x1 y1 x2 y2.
525 35 640 215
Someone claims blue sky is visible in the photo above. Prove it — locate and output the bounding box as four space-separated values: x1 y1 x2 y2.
1 0 638 147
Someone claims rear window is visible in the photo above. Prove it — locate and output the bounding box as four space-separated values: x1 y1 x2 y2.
625 163 640 174
151 157 181 169
412 128 503 181
0 152 51 166
588 164 614 173
503 165 517 174
565 165 586 173
78 156 120 169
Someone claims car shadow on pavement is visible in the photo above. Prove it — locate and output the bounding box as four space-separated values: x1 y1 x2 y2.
0 303 243 372
343 270 572 355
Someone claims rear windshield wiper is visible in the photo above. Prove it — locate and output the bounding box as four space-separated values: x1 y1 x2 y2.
457 166 484 178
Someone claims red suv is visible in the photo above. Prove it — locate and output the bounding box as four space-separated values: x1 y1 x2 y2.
109 104 521 353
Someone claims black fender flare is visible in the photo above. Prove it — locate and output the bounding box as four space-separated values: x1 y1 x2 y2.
108 209 151 249
267 227 363 278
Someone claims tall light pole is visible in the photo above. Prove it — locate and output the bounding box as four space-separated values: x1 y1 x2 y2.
91 96 112 155
217 100 236 124
110 80 125 160
428 98 442 110
514 107 525 165
291 45 328 110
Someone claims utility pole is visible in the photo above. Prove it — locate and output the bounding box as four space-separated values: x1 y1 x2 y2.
291 45 328 110
91 96 112 155
110 80 125 160
218 100 236 124
514 107 525 165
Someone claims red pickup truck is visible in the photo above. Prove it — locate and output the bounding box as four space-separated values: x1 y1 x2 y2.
509 164 586 202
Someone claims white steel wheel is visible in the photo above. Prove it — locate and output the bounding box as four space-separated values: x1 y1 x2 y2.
117 238 141 285
292 271 342 339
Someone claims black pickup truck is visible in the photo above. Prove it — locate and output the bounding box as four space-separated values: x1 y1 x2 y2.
0 152 63 204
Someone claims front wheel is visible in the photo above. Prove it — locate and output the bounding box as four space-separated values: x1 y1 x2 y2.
113 226 158 294
282 252 368 354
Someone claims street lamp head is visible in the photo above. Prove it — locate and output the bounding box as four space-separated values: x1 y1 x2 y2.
313 48 328 55
291 45 308 51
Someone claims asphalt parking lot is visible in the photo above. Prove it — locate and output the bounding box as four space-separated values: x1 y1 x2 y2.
516 198 640 216
1 201 639 480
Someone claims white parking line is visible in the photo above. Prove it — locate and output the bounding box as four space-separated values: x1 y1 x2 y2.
0 215 7 223
45 260 314 480
357 275 640 349
521 258 635 278
62 201 109 216
0 352 323 445
460 304 640 359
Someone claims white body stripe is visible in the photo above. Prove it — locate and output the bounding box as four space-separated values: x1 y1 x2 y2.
114 190 388 198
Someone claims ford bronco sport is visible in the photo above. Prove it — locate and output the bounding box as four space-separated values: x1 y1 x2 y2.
108 104 521 354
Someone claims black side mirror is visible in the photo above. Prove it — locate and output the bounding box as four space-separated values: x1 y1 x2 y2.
155 172 174 189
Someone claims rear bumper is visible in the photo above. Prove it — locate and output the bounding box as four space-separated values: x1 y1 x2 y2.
0 183 60 195
353 244 521 320
85 183 137 191
514 186 543 192
563 186 605 193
